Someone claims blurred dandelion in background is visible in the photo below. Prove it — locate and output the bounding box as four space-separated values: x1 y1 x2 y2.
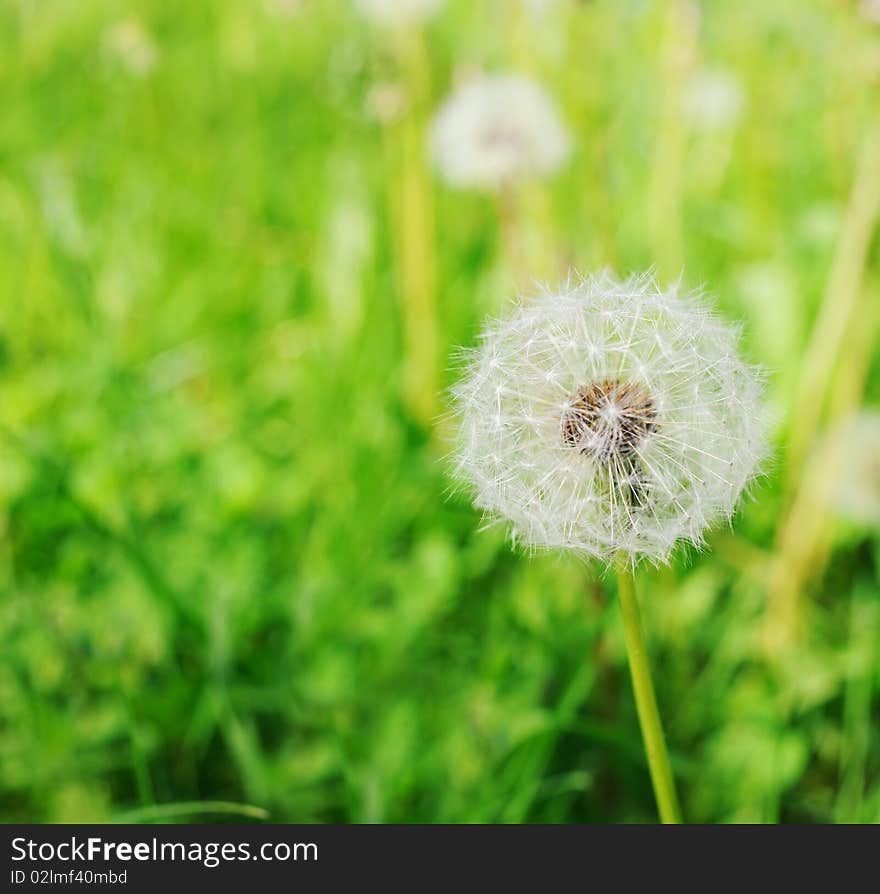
354 0 445 26
430 72 571 288
860 0 880 24
430 73 571 190
823 411 880 528
264 0 304 19
365 81 409 124
680 68 746 133
102 19 159 77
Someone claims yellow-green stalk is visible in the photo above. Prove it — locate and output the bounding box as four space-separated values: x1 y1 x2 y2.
388 27 439 427
763 120 880 646
648 0 697 282
616 558 682 824
785 121 880 480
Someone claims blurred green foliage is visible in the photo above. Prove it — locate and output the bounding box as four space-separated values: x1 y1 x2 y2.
0 0 878 823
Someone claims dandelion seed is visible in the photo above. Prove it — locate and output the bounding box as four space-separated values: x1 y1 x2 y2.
353 0 445 25
451 272 767 563
430 74 571 189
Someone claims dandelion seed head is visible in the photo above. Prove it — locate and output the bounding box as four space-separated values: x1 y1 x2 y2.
354 0 444 25
430 74 571 189
451 272 767 563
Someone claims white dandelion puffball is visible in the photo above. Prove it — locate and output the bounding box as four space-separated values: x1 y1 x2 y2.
824 411 880 528
354 0 444 25
681 68 746 132
452 273 766 563
430 74 571 189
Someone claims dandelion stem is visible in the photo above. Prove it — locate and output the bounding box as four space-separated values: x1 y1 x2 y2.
496 184 561 293
496 183 525 289
615 557 682 824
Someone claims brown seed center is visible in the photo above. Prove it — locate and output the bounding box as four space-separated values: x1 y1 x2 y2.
561 379 657 462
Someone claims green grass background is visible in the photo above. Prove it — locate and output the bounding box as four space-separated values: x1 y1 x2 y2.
1 0 878 823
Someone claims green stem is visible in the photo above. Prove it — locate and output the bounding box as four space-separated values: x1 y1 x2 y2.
615 558 682 824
